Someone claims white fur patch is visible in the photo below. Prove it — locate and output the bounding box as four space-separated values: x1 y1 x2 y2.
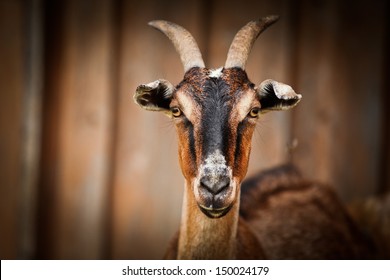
176 91 196 120
208 67 223 79
198 150 232 186
235 91 256 121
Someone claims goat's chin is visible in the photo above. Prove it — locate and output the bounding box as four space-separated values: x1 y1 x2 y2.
198 204 232 219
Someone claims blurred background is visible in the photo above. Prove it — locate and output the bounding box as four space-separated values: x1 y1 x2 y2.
0 0 389 259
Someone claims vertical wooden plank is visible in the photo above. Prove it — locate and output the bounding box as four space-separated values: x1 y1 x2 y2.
206 0 297 176
36 0 65 259
292 0 386 200
19 0 43 259
290 0 337 189
38 0 114 259
0 0 24 259
379 2 390 194
110 0 205 259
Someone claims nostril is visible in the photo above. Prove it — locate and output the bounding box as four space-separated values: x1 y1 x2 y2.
200 177 230 195
217 178 230 194
200 179 213 194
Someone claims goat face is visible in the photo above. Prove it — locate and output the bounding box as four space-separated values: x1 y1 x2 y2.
134 18 301 218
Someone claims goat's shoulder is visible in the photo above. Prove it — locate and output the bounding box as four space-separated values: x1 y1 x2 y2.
240 164 375 259
236 218 266 259
240 164 339 217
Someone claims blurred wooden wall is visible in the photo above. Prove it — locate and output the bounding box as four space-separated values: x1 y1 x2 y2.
0 0 388 259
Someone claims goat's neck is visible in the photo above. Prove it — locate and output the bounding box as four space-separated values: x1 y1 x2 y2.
177 180 240 259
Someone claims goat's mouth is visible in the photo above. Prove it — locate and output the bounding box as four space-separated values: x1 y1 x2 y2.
194 178 236 219
198 203 232 219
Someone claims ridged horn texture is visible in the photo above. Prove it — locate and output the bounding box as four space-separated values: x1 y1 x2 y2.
149 20 205 72
225 15 280 69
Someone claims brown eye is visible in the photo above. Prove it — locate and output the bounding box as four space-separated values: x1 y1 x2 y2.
171 107 182 117
249 107 260 118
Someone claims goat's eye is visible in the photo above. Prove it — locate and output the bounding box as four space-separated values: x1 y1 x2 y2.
171 107 182 117
249 107 260 118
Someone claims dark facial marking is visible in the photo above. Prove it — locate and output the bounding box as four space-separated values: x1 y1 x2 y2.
200 77 232 159
234 120 246 170
233 119 253 180
183 118 197 166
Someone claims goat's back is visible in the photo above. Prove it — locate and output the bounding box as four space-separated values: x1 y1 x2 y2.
348 194 390 259
240 165 376 259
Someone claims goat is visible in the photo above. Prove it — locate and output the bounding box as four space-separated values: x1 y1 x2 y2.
133 16 377 259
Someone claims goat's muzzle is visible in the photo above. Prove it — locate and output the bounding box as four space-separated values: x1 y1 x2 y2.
194 150 236 218
198 175 233 218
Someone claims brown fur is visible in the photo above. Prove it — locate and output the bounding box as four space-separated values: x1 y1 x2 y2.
348 194 390 259
174 182 240 259
173 68 258 183
165 218 266 259
239 164 375 259
164 164 376 259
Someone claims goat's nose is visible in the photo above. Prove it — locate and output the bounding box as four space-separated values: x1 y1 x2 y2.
200 176 230 195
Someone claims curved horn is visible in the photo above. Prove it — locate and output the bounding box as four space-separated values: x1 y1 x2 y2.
224 15 279 69
149 20 205 72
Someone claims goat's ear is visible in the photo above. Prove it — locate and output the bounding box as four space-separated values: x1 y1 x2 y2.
134 79 174 112
256 79 302 113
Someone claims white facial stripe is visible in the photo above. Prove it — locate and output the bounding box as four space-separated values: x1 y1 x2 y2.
176 91 196 120
235 91 256 120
